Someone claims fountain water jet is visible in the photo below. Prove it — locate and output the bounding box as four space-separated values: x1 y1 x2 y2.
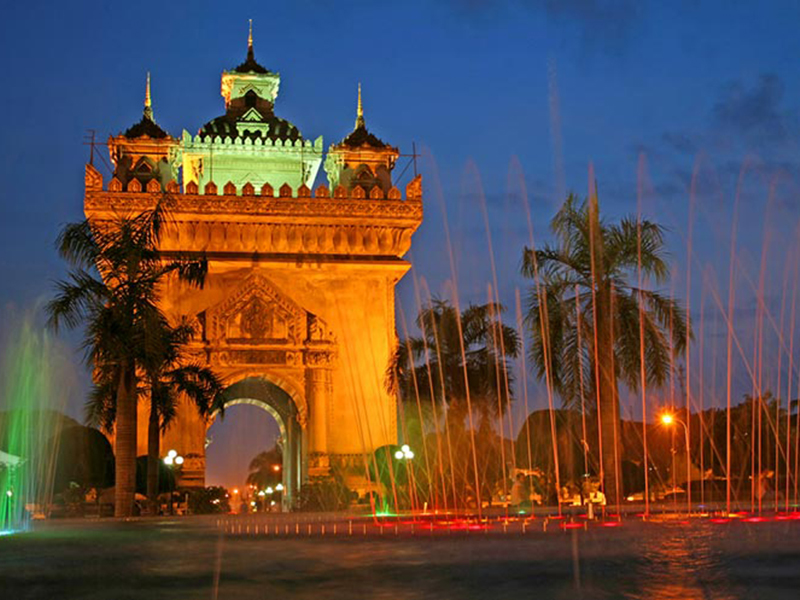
0 315 66 534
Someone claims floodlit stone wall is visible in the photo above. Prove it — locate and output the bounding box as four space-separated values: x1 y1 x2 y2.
85 163 422 487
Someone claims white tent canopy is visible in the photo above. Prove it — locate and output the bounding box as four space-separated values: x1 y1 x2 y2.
0 449 22 467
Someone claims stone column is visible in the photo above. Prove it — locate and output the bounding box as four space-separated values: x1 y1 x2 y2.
306 367 331 475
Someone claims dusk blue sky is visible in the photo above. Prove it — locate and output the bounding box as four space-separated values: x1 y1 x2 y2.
2 1 800 488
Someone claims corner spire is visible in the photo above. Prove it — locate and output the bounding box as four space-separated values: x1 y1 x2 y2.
247 19 254 61
355 83 365 129
143 72 154 121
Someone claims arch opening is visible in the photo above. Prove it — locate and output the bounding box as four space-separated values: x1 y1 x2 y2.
206 377 303 510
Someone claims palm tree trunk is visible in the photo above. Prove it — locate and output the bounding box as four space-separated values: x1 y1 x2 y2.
587 192 622 507
597 290 622 507
114 363 137 518
146 394 160 514
565 411 575 482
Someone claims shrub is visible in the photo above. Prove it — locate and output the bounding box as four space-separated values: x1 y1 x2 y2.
295 475 352 512
187 486 230 514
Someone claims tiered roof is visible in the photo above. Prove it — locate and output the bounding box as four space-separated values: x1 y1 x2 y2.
335 84 392 150
122 73 170 140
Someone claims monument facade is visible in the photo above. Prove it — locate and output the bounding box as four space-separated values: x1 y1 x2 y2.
83 26 422 503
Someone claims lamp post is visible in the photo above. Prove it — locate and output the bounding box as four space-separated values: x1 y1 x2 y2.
393 445 415 512
660 413 691 515
3 488 13 531
269 463 285 511
393 444 414 461
275 483 284 511
265 486 275 512
163 449 184 515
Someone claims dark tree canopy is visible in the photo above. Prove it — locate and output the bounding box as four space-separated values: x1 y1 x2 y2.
388 298 520 418
522 194 688 409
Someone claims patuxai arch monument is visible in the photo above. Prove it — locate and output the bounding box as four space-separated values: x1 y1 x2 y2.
82 27 422 505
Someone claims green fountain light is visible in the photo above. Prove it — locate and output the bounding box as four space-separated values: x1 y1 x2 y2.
1 317 66 535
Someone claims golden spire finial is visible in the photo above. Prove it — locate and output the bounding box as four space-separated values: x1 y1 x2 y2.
145 72 152 108
355 82 365 129
248 19 253 50
143 72 154 121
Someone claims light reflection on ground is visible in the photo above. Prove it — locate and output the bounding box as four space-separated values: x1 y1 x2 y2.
2 516 800 599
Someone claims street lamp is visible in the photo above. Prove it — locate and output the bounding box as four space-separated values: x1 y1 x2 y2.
660 412 691 515
163 449 183 466
391 445 416 512
163 449 183 515
394 444 414 460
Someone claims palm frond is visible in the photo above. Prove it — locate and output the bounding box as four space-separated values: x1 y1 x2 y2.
520 192 691 409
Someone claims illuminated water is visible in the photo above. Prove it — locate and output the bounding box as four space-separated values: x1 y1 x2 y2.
2 517 800 599
0 317 62 534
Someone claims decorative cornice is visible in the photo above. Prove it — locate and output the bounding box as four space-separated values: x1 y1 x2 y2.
86 191 421 221
85 170 421 258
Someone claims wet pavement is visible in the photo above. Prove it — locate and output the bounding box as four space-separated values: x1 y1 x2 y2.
2 514 800 599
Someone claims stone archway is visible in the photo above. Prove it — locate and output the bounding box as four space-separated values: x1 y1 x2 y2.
208 376 303 509
87 49 424 512
117 193 419 501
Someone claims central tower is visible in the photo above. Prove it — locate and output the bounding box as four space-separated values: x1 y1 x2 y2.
181 22 323 195
84 25 422 502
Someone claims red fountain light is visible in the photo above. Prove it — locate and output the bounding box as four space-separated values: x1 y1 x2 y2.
742 516 770 523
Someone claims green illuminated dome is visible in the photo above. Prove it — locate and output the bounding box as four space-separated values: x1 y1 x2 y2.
180 21 323 194
197 22 303 143
198 91 302 143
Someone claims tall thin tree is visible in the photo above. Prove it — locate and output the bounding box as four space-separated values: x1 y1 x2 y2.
47 200 208 517
522 193 688 504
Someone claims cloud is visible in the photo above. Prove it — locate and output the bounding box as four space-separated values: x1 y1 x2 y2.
662 132 697 155
629 141 662 160
657 74 799 160
653 179 685 199
448 0 645 55
645 74 800 210
712 74 799 150
541 0 644 52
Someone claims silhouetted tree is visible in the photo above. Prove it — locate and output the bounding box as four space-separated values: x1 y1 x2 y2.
522 193 688 504
47 199 208 516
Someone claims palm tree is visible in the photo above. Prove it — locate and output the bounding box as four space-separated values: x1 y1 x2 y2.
85 320 224 512
522 193 688 505
388 299 520 419
47 200 208 517
387 299 519 508
139 320 224 512
246 446 283 490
